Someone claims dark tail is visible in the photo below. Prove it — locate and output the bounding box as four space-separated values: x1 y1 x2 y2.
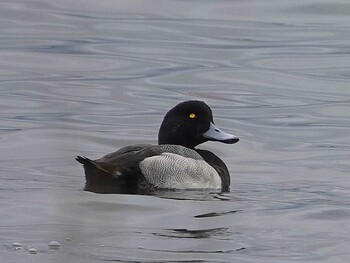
76 155 122 193
76 155 91 165
75 155 150 194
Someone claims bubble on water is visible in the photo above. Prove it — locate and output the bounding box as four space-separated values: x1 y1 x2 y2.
12 242 22 248
48 241 60 250
65 238 71 243
28 248 38 254
12 242 23 250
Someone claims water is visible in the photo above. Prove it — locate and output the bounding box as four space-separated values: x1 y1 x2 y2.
1 0 350 262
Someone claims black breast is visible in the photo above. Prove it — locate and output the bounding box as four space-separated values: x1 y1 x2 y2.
195 149 230 192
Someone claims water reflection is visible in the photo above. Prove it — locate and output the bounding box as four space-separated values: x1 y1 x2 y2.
151 189 229 201
194 209 240 218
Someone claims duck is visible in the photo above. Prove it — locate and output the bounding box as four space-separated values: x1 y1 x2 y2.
76 100 239 194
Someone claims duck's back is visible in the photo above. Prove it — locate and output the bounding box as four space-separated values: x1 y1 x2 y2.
77 144 223 193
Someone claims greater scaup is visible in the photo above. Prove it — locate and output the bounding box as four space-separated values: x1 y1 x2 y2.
76 100 239 194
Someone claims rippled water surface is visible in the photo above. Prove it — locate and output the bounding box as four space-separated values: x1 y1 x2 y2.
1 0 350 262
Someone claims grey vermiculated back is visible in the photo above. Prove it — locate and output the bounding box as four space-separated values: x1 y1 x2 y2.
145 145 204 160
99 144 154 162
99 144 204 164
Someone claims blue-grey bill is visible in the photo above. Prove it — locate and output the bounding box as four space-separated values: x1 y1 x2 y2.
203 122 239 144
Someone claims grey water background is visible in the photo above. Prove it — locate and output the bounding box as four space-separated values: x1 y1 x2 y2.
1 0 350 262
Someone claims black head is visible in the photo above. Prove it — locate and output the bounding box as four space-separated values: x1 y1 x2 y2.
158 100 239 148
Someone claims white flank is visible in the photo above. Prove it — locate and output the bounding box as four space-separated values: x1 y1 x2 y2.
139 153 221 189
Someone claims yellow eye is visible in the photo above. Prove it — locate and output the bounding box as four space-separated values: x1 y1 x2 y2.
189 113 196 119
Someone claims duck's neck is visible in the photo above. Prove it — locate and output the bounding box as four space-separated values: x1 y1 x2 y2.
158 122 206 149
158 138 197 149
